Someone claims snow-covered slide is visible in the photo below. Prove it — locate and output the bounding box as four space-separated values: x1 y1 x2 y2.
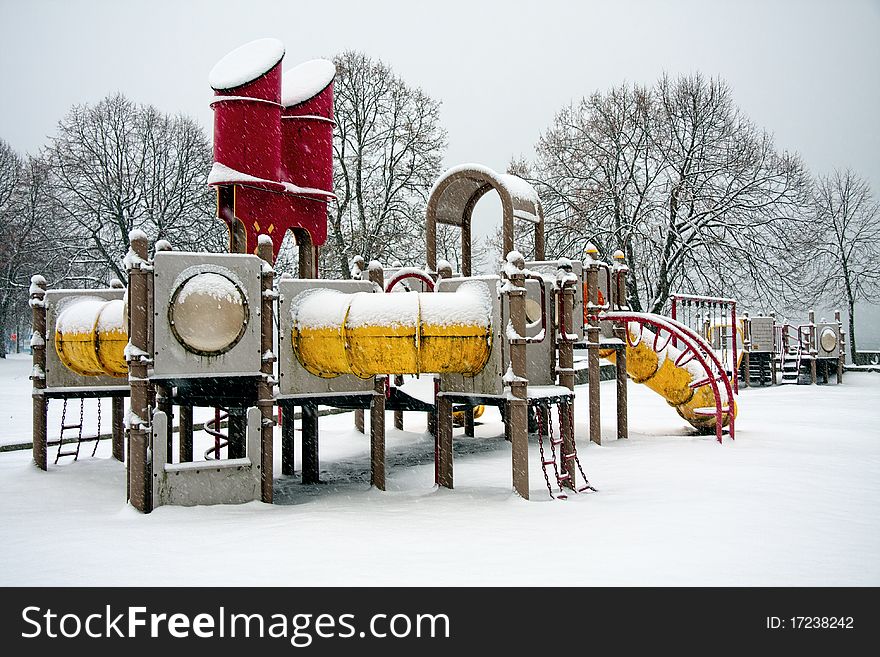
599 312 737 442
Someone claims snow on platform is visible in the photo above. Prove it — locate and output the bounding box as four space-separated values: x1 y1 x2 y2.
0 353 878 585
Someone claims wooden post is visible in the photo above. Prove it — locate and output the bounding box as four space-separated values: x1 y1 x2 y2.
506 252 529 499
126 230 152 512
808 309 817 385
354 408 365 434
368 260 384 446
586 256 601 445
30 275 47 471
111 396 125 462
281 403 296 476
436 394 453 488
612 254 629 441
178 404 193 463
557 273 576 487
301 403 319 484
835 310 844 383
742 313 751 388
257 236 276 503
371 376 386 490
393 374 404 431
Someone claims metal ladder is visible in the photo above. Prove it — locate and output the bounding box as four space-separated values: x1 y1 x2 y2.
535 400 596 500
49 397 102 464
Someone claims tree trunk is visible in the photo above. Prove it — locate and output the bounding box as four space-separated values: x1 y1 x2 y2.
848 300 857 364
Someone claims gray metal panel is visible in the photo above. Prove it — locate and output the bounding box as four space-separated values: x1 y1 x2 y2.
44 288 127 391
525 259 584 342
277 278 376 396
749 317 775 353
152 251 263 379
506 277 555 386
816 322 840 358
152 407 261 507
438 276 503 396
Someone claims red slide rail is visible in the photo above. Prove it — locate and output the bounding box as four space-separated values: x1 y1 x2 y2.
600 311 736 443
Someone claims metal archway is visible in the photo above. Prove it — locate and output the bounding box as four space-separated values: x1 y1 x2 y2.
426 165 545 275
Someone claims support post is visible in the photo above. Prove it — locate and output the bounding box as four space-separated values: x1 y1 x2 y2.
586 254 601 445
257 236 276 503
557 270 576 487
808 309 817 385
835 310 844 384
393 374 404 431
126 231 152 512
612 252 629 441
111 396 125 462
741 313 750 388
436 394 453 488
301 403 319 484
505 252 529 499
281 402 296 476
178 404 193 463
30 275 47 471
371 376 386 490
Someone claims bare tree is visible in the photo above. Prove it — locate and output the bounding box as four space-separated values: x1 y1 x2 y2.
325 51 447 278
0 143 70 357
43 93 223 283
796 170 880 361
529 73 810 313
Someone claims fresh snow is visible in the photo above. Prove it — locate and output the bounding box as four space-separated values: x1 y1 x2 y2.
281 59 335 107
208 161 335 198
0 353 878 585
176 272 241 305
208 37 285 91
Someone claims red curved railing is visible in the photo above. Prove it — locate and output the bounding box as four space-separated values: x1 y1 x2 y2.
384 269 436 293
600 311 736 443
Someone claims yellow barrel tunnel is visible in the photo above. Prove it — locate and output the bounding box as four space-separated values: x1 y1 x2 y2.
54 297 128 377
600 324 736 432
291 281 493 379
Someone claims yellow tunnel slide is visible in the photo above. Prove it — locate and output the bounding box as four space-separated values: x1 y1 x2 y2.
600 324 735 432
291 281 493 379
54 297 128 377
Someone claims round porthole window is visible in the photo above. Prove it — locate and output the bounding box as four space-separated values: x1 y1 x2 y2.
819 327 837 353
169 272 248 356
525 297 543 328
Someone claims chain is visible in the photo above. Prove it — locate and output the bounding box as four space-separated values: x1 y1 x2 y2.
562 399 597 492
92 398 103 457
545 404 568 496
535 403 556 499
536 402 567 499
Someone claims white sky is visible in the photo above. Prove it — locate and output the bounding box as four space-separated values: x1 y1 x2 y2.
1 0 879 341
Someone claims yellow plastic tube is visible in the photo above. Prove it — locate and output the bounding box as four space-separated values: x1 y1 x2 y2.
291 282 493 378
54 297 128 377
600 325 736 432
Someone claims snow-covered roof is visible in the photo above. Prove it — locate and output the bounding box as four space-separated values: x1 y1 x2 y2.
209 38 285 91
282 59 336 107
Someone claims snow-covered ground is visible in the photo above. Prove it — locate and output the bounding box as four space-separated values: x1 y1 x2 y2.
0 353 878 586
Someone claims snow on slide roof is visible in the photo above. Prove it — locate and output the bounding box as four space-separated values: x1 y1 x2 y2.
282 59 336 107
209 38 285 91
429 163 540 205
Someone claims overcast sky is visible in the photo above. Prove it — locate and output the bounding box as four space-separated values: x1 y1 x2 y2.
2 0 879 338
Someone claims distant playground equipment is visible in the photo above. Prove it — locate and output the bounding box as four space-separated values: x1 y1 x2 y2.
30 38 745 513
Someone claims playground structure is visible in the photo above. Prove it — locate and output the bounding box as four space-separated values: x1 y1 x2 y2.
29 38 745 512
733 311 845 387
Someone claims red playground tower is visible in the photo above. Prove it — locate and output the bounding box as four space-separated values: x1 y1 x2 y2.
208 38 335 266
